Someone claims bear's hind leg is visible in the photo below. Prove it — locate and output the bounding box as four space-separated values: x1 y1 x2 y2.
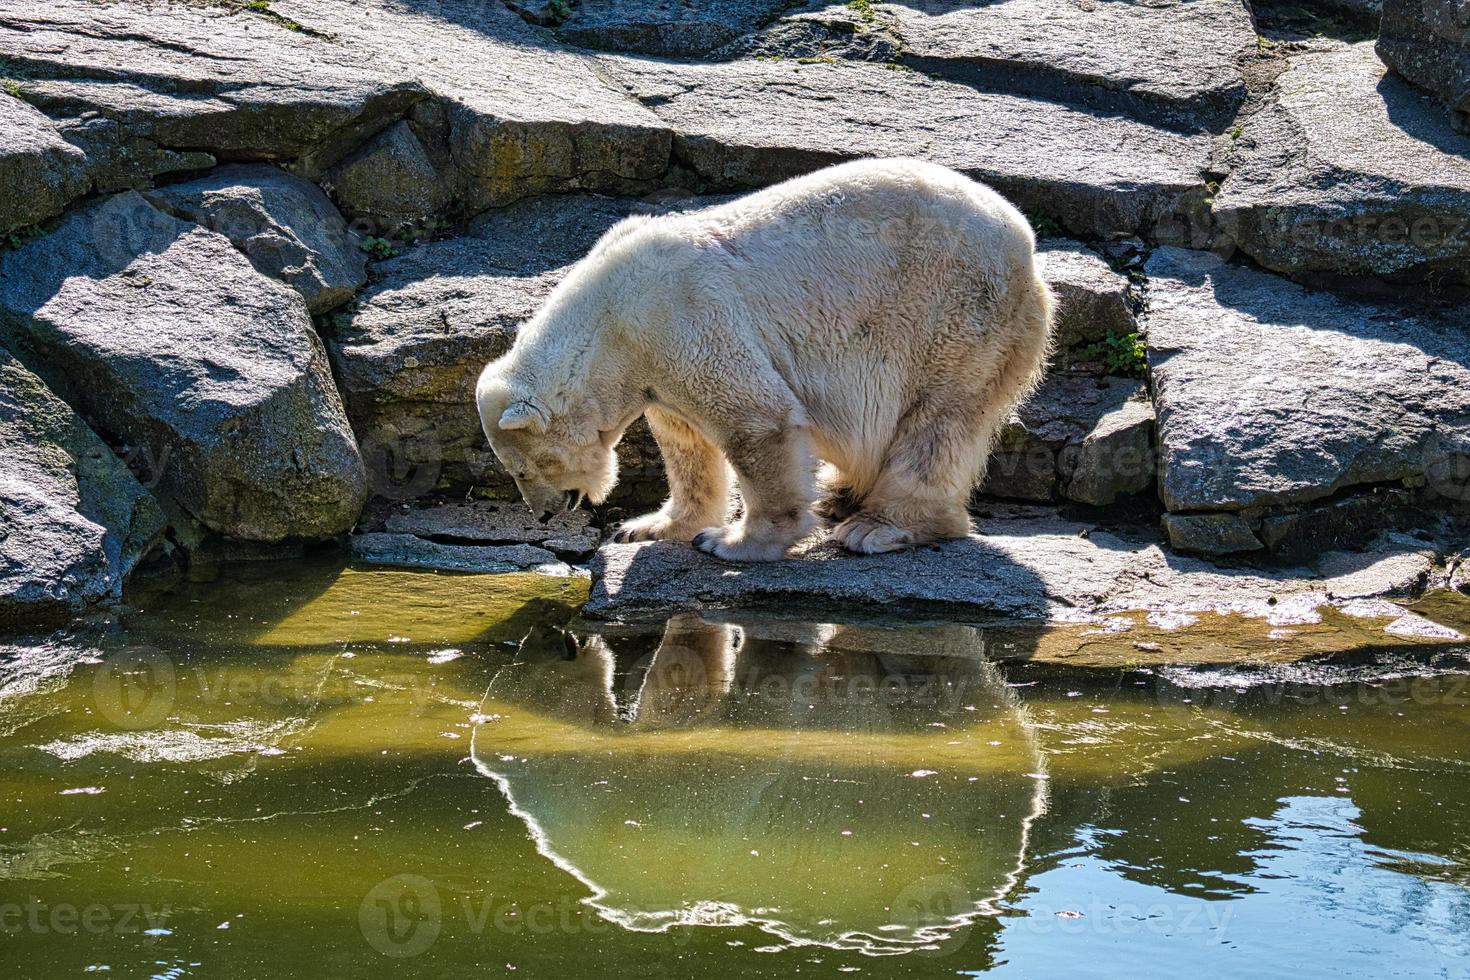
613 406 730 543
830 401 982 554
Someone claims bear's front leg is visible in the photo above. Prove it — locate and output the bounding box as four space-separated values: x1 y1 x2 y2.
613 406 730 543
693 423 815 562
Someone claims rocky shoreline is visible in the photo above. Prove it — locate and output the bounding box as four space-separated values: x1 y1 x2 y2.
1 0 1466 630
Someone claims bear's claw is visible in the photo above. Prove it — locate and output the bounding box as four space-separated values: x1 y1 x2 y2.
692 526 789 562
831 516 915 554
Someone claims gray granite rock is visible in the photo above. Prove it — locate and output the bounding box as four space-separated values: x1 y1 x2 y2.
0 192 366 542
2 0 671 219
144 164 366 315
1145 247 1470 514
587 517 1444 621
323 120 451 235
1162 513 1264 556
0 347 165 623
1 1 427 178
35 94 218 195
981 374 1155 506
729 0 1253 131
276 0 671 211
1036 239 1137 355
1064 396 1156 507
511 0 797 57
712 3 903 63
600 55 1212 238
1378 0 1470 134
348 532 574 575
1213 43 1470 290
0 95 92 237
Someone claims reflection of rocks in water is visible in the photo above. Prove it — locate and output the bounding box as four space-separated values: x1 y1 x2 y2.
473 615 1045 955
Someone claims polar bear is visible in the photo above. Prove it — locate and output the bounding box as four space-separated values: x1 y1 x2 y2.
476 158 1053 561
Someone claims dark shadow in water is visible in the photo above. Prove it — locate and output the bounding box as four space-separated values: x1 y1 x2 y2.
472 613 1047 960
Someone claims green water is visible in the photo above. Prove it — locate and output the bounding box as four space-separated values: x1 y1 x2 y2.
3 562 1470 978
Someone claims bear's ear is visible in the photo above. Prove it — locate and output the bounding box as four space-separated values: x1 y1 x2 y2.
499 399 549 434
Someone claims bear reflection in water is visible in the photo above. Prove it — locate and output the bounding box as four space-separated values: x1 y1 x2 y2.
471 615 1046 955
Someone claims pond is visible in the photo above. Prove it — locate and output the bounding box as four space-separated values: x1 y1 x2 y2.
3 562 1470 978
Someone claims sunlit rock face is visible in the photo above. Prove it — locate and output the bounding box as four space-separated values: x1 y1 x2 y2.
473 616 1046 954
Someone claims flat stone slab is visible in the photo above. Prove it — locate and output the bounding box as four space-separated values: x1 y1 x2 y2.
1145 247 1470 514
1214 42 1470 290
0 191 366 542
0 0 424 179
601 55 1212 238
588 517 1451 627
348 532 576 576
0 347 164 623
734 0 1253 131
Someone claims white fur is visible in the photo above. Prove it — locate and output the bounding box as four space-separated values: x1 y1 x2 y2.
477 158 1054 560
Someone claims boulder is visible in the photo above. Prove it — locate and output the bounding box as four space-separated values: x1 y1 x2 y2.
1213 43 1470 290
600 55 1212 238
322 120 452 235
1064 396 1157 507
0 95 91 236
329 193 715 502
510 0 797 58
347 532 573 575
1036 239 1137 355
21 85 220 196
0 347 165 622
724 0 1254 131
981 374 1155 507
1145 247 1470 516
0 192 367 542
143 164 366 315
1378 0 1470 134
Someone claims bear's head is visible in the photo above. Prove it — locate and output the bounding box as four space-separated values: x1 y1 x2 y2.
475 365 620 523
